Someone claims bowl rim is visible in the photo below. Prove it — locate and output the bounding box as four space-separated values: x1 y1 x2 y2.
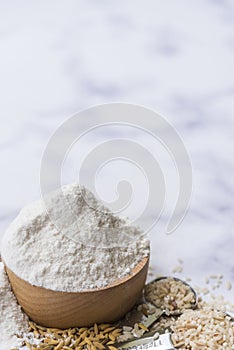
4 255 149 295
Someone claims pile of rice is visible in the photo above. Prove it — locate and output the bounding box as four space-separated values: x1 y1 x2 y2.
145 277 196 313
171 308 234 349
144 276 234 349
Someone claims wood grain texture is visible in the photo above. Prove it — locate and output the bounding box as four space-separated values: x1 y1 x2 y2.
5 256 149 329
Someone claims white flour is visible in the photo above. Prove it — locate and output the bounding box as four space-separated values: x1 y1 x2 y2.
1 183 149 292
0 262 29 350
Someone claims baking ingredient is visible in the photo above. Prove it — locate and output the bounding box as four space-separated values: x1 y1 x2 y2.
151 315 177 333
3 270 234 350
144 277 196 313
119 275 234 348
0 262 28 350
23 321 122 350
171 308 234 349
1 183 149 292
146 265 234 350
20 310 151 349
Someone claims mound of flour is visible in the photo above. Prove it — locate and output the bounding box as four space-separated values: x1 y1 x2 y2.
1 183 149 292
0 262 29 350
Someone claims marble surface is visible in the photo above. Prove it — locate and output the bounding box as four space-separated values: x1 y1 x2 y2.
1 0 234 305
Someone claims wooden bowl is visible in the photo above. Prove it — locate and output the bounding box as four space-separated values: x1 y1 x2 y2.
5 256 149 329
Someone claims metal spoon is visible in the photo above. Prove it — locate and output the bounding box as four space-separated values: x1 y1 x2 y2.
143 276 197 329
117 330 175 350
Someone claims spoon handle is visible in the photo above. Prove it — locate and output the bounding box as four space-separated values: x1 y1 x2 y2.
117 332 175 350
143 309 165 328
